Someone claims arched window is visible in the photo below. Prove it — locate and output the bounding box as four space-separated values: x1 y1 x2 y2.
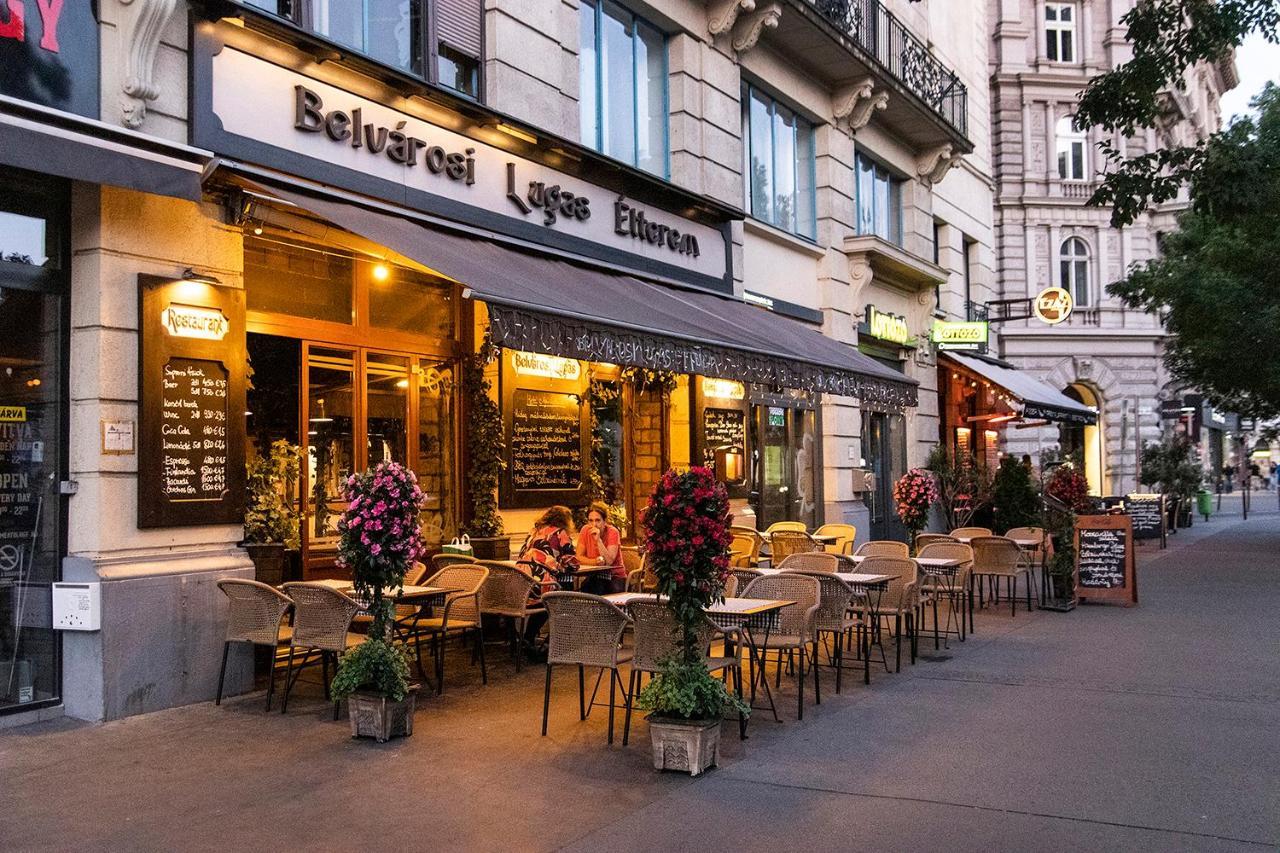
1056 116 1086 180
1059 237 1090 306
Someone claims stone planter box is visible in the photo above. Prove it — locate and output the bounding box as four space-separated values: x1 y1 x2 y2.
648 715 720 776
469 536 511 561
347 689 417 743
242 542 287 586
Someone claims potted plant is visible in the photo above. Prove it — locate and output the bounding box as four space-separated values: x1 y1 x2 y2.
330 461 426 742
927 446 994 531
461 354 509 559
636 467 749 775
893 468 938 550
242 440 302 586
991 455 1042 533
1042 463 1091 611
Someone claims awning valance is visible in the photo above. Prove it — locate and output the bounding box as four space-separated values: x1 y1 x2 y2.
1 96 206 201
942 353 1096 425
250 180 918 408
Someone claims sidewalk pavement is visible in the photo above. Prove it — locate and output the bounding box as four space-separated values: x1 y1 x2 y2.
2 508 1277 852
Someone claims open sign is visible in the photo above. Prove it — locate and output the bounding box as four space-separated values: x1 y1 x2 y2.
1034 287 1074 325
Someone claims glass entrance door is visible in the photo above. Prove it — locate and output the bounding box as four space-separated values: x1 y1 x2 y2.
863 411 907 541
754 405 817 528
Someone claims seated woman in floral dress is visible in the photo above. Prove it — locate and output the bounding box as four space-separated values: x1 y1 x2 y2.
515 505 580 655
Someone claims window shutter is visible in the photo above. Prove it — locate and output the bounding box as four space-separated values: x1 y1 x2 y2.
436 0 483 58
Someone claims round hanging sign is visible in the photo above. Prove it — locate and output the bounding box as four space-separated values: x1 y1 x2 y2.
1034 287 1074 324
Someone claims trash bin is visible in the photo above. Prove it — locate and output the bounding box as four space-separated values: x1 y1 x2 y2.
1196 489 1213 520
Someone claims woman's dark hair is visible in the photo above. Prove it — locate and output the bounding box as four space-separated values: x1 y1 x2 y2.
534 505 576 535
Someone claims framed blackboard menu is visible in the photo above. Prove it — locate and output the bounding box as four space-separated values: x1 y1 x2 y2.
139 275 246 527
1125 493 1166 545
703 407 746 481
1074 514 1137 606
500 351 589 508
693 377 750 499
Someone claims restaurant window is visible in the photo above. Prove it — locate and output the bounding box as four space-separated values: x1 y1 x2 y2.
579 0 668 176
855 152 902 246
249 0 482 98
962 236 975 306
1059 236 1091 307
742 83 816 239
1056 116 1087 181
1045 2 1076 63
751 400 817 529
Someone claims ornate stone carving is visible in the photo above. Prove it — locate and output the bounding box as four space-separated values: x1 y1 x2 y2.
915 143 963 187
708 0 755 36
119 0 180 129
833 77 888 135
848 255 873 291
730 3 781 54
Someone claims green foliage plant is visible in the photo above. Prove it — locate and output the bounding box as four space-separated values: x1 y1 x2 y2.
461 354 505 538
991 456 1042 533
1140 436 1203 503
243 440 301 548
330 637 411 702
926 445 994 530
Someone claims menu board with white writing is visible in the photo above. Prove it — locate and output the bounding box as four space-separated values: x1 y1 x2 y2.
1074 514 1137 605
160 358 229 501
1125 494 1164 541
510 389 583 491
703 407 745 458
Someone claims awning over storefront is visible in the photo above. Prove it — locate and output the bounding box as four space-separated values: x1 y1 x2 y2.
942 352 1096 425
0 96 206 201
252 181 918 408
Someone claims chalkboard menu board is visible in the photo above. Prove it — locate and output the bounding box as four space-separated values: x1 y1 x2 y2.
139 275 246 527
704 408 745 456
510 390 583 491
1125 493 1165 543
1074 514 1137 605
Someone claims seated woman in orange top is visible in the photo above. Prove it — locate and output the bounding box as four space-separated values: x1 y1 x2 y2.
576 501 625 594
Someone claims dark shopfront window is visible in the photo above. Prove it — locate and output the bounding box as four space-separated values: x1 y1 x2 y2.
0 170 68 714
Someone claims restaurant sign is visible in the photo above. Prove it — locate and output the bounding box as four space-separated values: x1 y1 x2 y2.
931 319 989 352
1033 287 1073 325
162 304 230 341
512 350 581 381
195 41 729 290
861 306 912 346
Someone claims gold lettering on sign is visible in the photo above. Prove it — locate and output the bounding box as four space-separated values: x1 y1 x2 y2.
162 304 230 340
512 351 582 381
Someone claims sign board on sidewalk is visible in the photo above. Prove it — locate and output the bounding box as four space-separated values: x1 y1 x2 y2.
1125 493 1166 547
1074 514 1137 606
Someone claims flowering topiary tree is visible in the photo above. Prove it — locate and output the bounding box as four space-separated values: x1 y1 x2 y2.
893 468 938 545
1042 462 1092 605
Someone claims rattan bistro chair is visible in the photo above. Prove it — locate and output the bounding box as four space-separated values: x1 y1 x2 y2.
729 526 765 566
972 536 1037 616
477 561 540 671
769 530 821 564
540 592 632 744
917 542 974 644
729 567 762 595
776 551 841 574
782 569 868 690
764 521 807 535
730 532 759 567
950 526 993 541
815 523 857 555
279 582 363 717
431 553 477 571
215 579 293 711
408 564 490 695
740 573 821 720
1005 526 1049 593
855 540 910 559
915 533 959 552
853 556 918 672
624 599 745 744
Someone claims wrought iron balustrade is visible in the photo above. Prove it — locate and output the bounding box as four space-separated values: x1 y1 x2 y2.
810 0 968 136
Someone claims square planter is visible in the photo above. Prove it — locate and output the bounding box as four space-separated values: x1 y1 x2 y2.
648 715 720 776
347 689 417 743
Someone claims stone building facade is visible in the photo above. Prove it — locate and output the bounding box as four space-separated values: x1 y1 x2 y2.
989 0 1236 494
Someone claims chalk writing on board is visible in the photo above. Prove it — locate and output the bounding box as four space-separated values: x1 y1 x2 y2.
510 389 582 491
160 358 229 501
1077 527 1127 588
1126 494 1164 540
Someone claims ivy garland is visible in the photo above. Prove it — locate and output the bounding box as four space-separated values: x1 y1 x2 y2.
461 352 505 538
620 366 679 396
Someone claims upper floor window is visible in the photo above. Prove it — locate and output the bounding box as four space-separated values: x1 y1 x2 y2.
579 1 668 176
855 152 902 245
248 0 482 99
1059 237 1090 307
1045 3 1076 63
742 83 816 239
1056 116 1086 180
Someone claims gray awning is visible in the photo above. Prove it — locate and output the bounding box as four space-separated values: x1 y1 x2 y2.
943 353 1096 425
255 181 918 407
0 97 206 201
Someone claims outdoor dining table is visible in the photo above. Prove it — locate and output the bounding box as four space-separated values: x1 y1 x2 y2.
489 559 614 590
308 578 459 610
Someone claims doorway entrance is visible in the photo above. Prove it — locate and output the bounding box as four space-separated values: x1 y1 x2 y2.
1059 383 1104 494
862 410 907 541
752 403 817 529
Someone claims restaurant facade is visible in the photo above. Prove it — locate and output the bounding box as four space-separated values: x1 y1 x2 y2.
1 0 997 723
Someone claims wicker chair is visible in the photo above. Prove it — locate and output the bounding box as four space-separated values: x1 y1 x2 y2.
915 533 958 552
730 532 759 567
770 530 821 564
972 536 1037 615
815 523 857 555
477 561 540 671
620 546 643 590
853 556 917 672
431 553 477 571
540 592 632 744
279 582 363 717
729 526 764 566
950 526 993 541
776 551 841 574
781 569 868 690
623 600 745 744
764 520 807 535
740 573 821 720
1005 526 1049 595
723 575 739 598
404 564 490 694
215 579 293 710
916 542 974 646
729 567 762 595
855 540 910 559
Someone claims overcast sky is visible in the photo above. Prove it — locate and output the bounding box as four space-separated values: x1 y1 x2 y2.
1218 32 1280 122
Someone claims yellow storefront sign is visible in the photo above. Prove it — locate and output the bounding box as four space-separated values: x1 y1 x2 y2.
0 406 27 422
931 320 989 350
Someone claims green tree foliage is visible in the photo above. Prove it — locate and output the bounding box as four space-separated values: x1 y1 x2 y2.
1140 435 1204 501
1107 85 1280 417
991 456 1042 533
461 355 505 538
1075 0 1279 227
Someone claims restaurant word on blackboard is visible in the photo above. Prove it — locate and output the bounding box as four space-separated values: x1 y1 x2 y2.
1126 493 1164 541
510 389 582 491
703 407 746 460
160 358 229 501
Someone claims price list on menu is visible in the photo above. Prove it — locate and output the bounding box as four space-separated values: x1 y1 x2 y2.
160 358 229 500
510 389 583 491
